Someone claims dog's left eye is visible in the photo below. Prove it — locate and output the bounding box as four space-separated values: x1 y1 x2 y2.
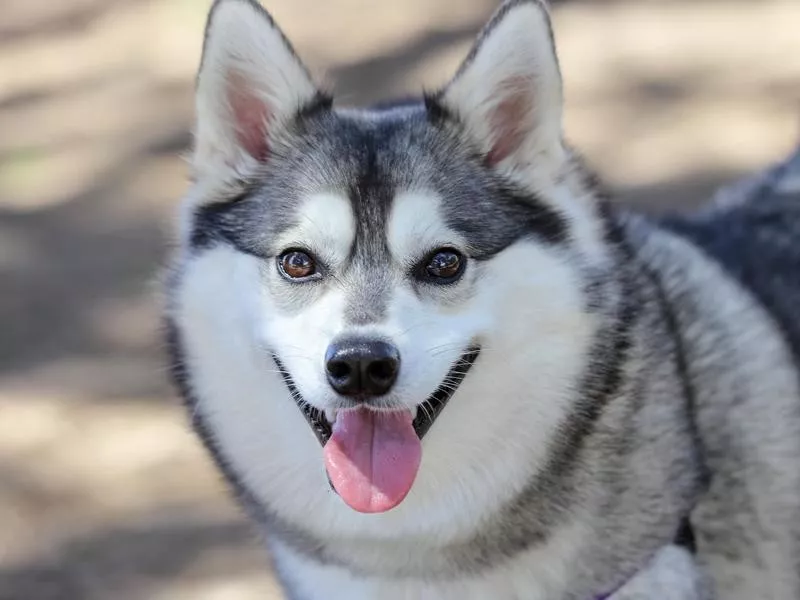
421 249 465 282
278 249 318 280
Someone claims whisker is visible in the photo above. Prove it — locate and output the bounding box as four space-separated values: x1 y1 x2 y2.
427 343 465 356
428 343 490 359
273 353 315 362
418 398 434 423
395 321 441 337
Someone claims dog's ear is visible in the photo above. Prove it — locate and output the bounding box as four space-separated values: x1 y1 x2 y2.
193 0 323 178
436 0 564 176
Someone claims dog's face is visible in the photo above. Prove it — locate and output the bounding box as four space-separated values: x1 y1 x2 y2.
172 0 614 533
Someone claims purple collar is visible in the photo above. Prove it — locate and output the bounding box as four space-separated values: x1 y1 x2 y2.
594 581 624 600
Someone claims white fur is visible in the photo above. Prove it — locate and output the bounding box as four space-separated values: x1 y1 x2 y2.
270 520 588 600
274 192 356 267
193 0 318 188
614 546 707 600
174 1 609 596
256 192 356 423
172 178 598 591
441 2 612 275
171 1 699 598
386 191 467 262
270 542 705 600
442 1 565 185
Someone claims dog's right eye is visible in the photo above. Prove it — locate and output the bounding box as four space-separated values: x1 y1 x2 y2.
418 248 466 284
277 250 318 281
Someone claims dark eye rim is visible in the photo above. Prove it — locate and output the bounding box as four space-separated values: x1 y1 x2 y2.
416 247 467 284
276 248 324 282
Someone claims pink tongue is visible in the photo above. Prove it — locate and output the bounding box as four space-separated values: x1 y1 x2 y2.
323 409 421 513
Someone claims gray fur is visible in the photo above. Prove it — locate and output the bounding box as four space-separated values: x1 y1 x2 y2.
165 0 800 598
190 105 568 256
625 150 800 598
190 104 568 327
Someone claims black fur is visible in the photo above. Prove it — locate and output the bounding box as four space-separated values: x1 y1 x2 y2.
189 104 569 261
188 101 569 331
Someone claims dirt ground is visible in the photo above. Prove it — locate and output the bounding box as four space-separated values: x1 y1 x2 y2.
0 1 798 599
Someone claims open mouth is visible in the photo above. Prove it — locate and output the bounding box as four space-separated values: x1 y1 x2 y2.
272 346 481 447
273 345 480 513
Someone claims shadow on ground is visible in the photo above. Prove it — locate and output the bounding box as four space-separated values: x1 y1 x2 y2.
0 512 266 600
1 0 798 599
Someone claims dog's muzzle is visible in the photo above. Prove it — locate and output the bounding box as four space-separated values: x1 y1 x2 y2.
272 346 481 446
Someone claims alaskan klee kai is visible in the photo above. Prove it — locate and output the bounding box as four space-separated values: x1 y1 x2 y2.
165 0 800 597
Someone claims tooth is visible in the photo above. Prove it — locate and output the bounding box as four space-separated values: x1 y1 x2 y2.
324 407 337 424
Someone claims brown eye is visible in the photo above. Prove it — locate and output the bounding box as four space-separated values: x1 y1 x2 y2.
278 250 317 280
423 249 465 282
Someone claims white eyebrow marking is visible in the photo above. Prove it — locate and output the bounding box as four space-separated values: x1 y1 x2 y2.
387 190 464 262
275 192 355 262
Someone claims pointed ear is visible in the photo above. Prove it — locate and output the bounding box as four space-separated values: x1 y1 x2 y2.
437 0 564 175
193 0 325 178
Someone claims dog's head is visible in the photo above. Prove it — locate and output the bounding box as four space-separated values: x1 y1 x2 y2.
171 0 617 527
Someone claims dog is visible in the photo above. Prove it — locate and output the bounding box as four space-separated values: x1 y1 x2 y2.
164 0 800 597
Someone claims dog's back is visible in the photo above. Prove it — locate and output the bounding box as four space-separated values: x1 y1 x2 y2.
662 147 800 365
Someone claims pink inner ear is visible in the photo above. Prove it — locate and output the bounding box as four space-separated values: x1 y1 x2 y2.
486 76 534 166
227 71 271 162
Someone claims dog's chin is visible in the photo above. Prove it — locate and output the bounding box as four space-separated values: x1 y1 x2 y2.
271 346 481 447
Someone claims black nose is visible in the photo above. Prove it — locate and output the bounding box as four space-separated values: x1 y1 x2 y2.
325 339 400 397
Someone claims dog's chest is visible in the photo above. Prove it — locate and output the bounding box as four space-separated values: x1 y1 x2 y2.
271 544 556 600
269 539 705 600
265 528 588 600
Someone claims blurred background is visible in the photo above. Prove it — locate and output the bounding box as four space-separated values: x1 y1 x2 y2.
0 0 798 598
